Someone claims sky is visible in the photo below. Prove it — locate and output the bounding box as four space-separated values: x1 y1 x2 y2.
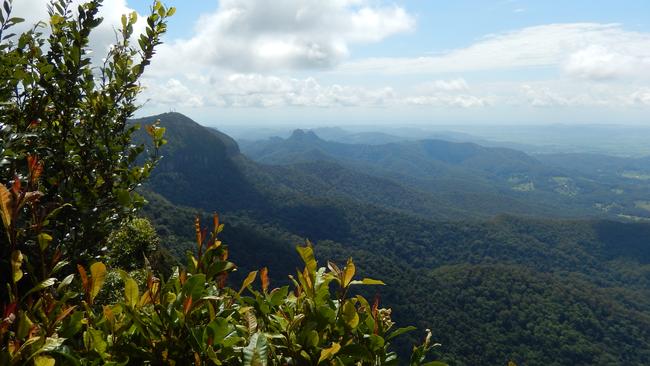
13 0 650 126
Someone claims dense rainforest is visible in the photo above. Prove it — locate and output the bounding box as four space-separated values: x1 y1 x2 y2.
134 112 650 365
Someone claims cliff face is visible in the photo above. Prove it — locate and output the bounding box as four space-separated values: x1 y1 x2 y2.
131 112 265 212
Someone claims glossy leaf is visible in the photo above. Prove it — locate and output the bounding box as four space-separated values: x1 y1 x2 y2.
34 355 55 366
243 332 268 366
89 262 107 302
124 277 139 308
318 342 341 363
239 270 258 295
0 183 11 228
11 250 23 283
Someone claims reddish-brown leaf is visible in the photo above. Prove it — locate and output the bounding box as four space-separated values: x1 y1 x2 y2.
183 296 193 315
55 305 77 324
0 184 12 228
11 175 21 195
260 267 269 293
77 264 89 293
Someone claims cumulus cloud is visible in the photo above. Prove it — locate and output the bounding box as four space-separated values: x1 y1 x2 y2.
517 82 632 108
339 23 650 80
521 85 570 107
417 78 470 92
142 74 397 108
406 78 488 108
405 95 488 108
142 73 496 110
564 45 650 80
10 0 146 57
154 0 415 72
142 79 205 108
628 88 650 106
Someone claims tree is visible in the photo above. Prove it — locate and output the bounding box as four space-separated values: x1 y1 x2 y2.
106 217 159 270
0 0 169 270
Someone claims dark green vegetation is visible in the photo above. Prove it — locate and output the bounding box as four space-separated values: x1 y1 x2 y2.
241 129 650 221
137 112 650 365
1 1 441 365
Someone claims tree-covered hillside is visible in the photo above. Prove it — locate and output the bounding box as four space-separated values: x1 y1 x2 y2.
137 112 650 365
240 128 650 221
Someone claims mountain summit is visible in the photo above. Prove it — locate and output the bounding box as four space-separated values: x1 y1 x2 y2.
288 129 321 142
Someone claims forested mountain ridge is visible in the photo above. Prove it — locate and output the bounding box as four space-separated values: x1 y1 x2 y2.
133 112 650 365
242 128 650 221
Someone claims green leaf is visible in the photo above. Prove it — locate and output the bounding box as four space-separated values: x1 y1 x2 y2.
238 270 258 295
51 260 69 275
90 262 107 302
243 332 268 366
124 277 139 308
269 286 289 306
387 326 416 341
319 342 341 363
87 328 107 356
116 189 131 206
23 278 57 298
342 300 359 329
349 278 385 286
368 334 385 351
41 336 66 352
34 355 55 366
17 311 33 339
296 244 317 274
38 233 53 251
342 258 355 287
183 274 206 301
11 250 23 283
57 274 74 292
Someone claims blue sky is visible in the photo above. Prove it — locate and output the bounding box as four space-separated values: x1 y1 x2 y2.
17 1 650 126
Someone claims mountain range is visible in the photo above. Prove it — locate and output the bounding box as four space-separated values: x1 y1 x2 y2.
132 112 650 365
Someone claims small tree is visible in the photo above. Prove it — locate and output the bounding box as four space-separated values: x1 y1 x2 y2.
106 217 159 270
0 0 170 270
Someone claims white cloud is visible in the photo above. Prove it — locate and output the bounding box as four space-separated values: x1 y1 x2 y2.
516 82 638 108
143 73 494 110
628 88 650 106
339 23 650 80
11 0 146 59
153 0 414 72
521 84 570 107
143 74 398 108
416 78 470 92
405 95 488 108
564 45 650 80
406 78 488 108
142 78 205 108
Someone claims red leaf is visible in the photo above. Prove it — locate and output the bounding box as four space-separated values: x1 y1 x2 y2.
260 267 269 293
77 265 89 293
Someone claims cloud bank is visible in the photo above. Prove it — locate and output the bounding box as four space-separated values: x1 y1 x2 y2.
158 0 415 72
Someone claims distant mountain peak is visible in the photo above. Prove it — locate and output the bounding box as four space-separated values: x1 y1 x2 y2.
289 129 321 142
